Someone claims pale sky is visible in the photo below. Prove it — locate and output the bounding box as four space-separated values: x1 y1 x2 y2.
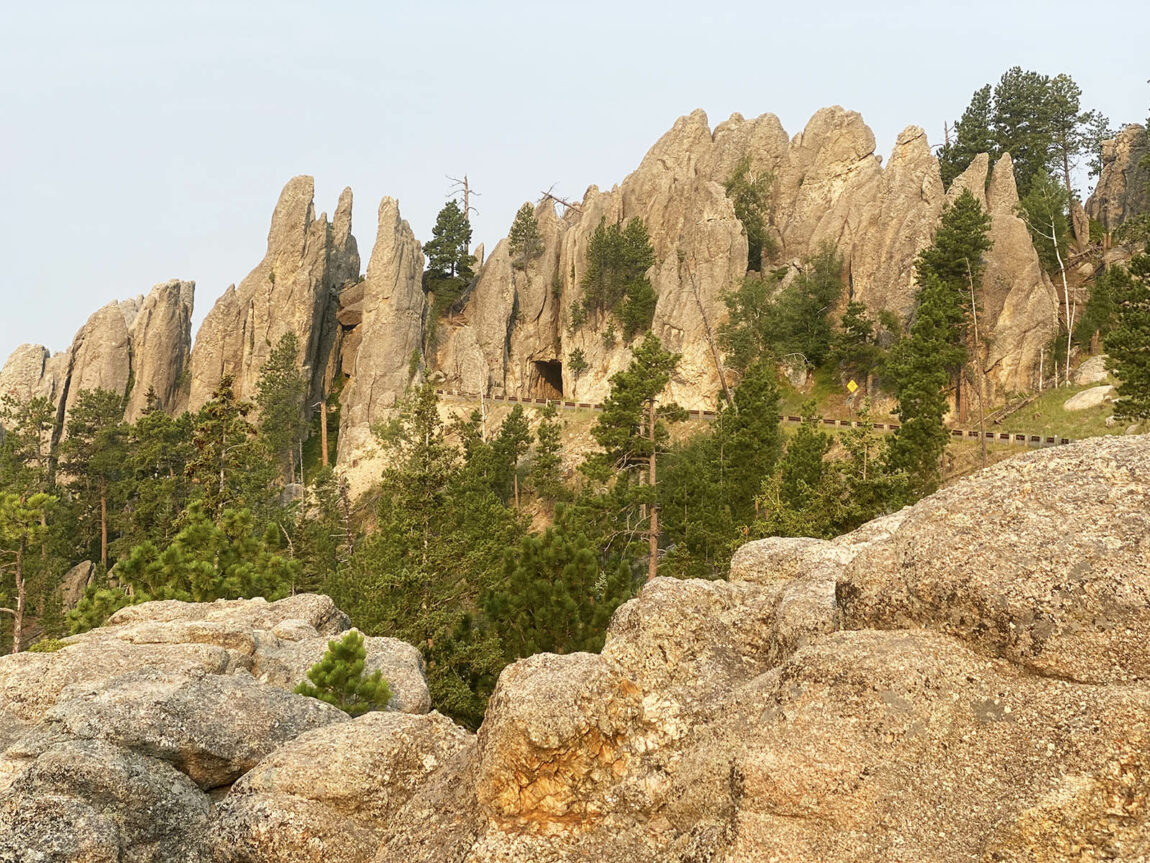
1 0 1147 363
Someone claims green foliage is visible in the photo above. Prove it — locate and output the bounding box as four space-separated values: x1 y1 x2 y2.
294 630 392 717
1018 172 1071 275
580 217 657 339
1104 250 1150 420
568 348 589 378
27 638 66 653
1076 264 1125 347
485 507 631 662
255 332 309 483
65 584 133 636
829 300 884 386
724 155 774 270
719 244 844 372
939 68 1112 196
886 274 964 497
527 402 566 506
186 376 275 524
424 200 475 281
328 382 523 728
507 203 544 266
59 389 128 565
914 189 993 377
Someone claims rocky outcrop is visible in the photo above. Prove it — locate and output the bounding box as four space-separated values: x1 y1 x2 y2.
123 279 195 420
1087 124 1150 230
2 437 1148 860
336 197 425 486
371 435 1150 861
211 712 471 863
181 177 359 413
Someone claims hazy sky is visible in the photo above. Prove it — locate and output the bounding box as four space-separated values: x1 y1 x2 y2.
1 0 1147 363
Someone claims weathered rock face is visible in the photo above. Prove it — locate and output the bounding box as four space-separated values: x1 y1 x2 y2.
0 344 57 403
367 435 1150 861
435 108 1053 415
181 177 360 413
123 279 195 420
336 197 424 487
211 711 471 863
1087 124 1150 230
0 593 435 858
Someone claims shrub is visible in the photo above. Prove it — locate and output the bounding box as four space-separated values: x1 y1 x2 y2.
294 630 392 717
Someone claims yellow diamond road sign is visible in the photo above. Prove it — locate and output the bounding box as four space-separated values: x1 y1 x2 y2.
846 379 859 394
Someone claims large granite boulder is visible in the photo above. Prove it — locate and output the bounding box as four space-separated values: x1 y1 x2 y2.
1086 124 1150 231
210 711 471 863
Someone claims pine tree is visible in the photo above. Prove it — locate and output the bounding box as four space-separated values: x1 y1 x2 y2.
940 84 996 187
527 402 566 507
491 405 532 508
59 389 128 570
1104 250 1150 421
507 203 543 266
0 492 55 652
424 200 474 281
886 275 965 497
724 155 774 270
829 301 884 388
583 333 685 581
255 332 309 483
580 217 657 338
778 401 831 510
485 507 630 662
186 375 273 523
295 630 392 717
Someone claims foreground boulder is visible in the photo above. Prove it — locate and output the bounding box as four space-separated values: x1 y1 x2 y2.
211 712 471 863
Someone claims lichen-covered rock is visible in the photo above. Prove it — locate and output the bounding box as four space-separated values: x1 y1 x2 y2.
210 711 471 863
252 631 430 714
475 652 644 828
838 434 1150 684
105 593 350 636
0 739 211 862
45 669 347 789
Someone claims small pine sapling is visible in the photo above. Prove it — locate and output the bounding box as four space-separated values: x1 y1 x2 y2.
294 629 392 716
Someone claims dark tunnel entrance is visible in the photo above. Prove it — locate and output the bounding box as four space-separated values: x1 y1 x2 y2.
531 360 564 400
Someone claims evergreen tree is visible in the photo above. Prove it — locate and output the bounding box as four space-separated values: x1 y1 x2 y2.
1076 264 1125 347
255 332 309 483
939 84 996 187
68 504 297 633
424 200 474 280
507 203 543 266
718 271 784 374
1019 171 1071 276
0 395 55 495
991 66 1058 196
724 155 774 270
778 402 831 510
829 300 884 388
295 630 392 717
580 217 657 339
485 507 630 662
186 375 273 524
914 189 993 413
527 402 566 507
583 333 685 581
112 407 195 559
0 492 55 652
1104 250 1150 420
886 275 964 497
59 389 128 570
491 405 532 508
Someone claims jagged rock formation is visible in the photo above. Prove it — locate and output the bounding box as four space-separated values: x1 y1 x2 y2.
336 197 425 479
180 178 360 413
436 107 1055 412
945 153 1059 399
0 279 194 437
1087 124 1150 230
2 437 1148 860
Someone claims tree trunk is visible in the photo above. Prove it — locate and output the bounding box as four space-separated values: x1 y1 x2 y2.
319 399 329 467
100 479 108 571
647 400 658 583
12 537 25 654
513 471 520 511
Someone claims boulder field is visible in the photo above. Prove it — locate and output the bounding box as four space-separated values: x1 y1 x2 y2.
1 434 1148 861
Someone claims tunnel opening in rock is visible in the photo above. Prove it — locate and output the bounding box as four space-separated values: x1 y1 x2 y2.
531 360 564 400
